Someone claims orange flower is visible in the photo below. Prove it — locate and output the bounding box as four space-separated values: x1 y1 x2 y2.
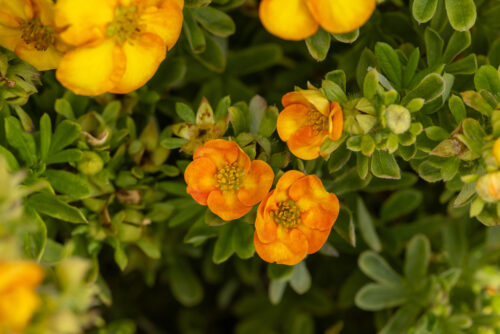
259 0 376 41
277 89 344 160
0 261 44 332
0 0 64 70
184 139 275 221
253 170 339 265
54 0 184 96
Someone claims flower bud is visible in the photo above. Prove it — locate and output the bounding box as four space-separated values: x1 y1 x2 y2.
77 151 104 175
476 172 500 203
385 105 411 134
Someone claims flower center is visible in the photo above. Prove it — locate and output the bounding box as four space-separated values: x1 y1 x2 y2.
216 164 244 191
106 5 142 44
21 18 55 51
306 109 328 135
272 200 301 228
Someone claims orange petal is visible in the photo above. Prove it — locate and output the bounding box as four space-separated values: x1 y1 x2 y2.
306 0 376 34
207 189 252 221
286 126 326 160
277 104 309 142
56 38 126 96
110 33 166 94
15 42 61 71
253 226 308 265
0 261 44 292
301 202 337 231
282 90 330 115
238 160 274 206
272 170 305 202
259 0 318 41
0 286 40 332
55 0 115 46
184 156 218 203
289 174 330 210
194 139 241 169
141 0 183 49
328 101 344 141
255 194 278 243
297 224 330 254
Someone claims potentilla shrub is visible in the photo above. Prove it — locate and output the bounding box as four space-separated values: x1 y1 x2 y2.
1 0 500 333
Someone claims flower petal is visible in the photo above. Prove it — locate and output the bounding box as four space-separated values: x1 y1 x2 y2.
32 0 55 26
301 200 338 231
194 139 241 169
255 191 278 243
253 226 308 265
187 186 210 205
0 0 32 27
328 101 344 140
259 0 318 41
0 286 40 332
306 0 376 34
55 0 115 45
141 0 183 49
15 42 61 70
0 26 22 51
297 224 330 254
207 189 252 221
289 175 331 210
110 33 166 94
184 156 218 204
0 261 44 292
238 160 274 207
56 38 126 96
282 90 330 115
286 126 326 160
277 103 309 142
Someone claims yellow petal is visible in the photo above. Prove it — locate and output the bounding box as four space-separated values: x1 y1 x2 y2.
0 287 40 332
15 42 61 70
31 0 55 26
306 0 376 34
0 0 33 27
110 33 166 94
0 26 22 51
140 0 183 49
55 0 116 46
259 0 318 41
56 38 126 96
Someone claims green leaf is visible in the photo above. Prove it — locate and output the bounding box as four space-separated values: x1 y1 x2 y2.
193 31 225 72
183 8 206 53
403 48 420 88
54 98 75 120
161 137 188 149
45 169 91 199
169 261 204 306
215 95 231 121
24 208 47 261
213 223 235 263
442 30 471 63
404 234 430 283
474 65 500 95
334 206 356 247
375 42 403 89
489 39 500 68
460 90 493 116
363 68 379 99
267 263 294 280
258 106 278 137
325 70 346 91
290 262 311 295
359 251 404 286
192 6 235 37
290 313 314 334
306 28 331 62
332 29 359 43
371 150 401 179
227 44 282 77
445 0 476 31
402 73 445 105
356 198 382 252
185 0 211 7
425 28 444 67
412 0 438 23
175 103 196 123
322 80 347 104
448 94 466 123
5 116 36 167
0 145 19 171
381 189 423 222
39 113 51 161
379 304 421 334
355 283 406 311
425 126 449 141
46 149 83 165
269 279 287 305
233 221 255 259
50 120 81 153
228 104 249 135
444 53 477 74
27 193 87 224
461 118 486 155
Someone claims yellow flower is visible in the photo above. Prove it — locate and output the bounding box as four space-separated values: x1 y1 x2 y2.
259 0 376 41
54 0 184 96
0 0 63 70
0 261 44 333
493 138 500 166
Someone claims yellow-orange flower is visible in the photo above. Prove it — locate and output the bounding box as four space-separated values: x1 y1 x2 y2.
494 138 500 166
277 89 344 160
54 0 184 96
0 261 44 333
184 139 275 221
253 170 339 265
259 0 376 41
0 0 63 70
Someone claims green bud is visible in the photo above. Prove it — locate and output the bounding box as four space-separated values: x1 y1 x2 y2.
405 98 425 112
385 105 411 134
78 151 104 175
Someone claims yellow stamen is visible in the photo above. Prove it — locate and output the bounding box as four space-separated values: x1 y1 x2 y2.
21 18 55 51
106 5 142 44
216 164 244 191
272 200 301 228
306 109 328 135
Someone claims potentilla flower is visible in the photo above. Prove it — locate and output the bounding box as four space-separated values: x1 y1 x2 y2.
476 172 500 203
0 0 63 70
0 261 44 332
253 170 339 265
277 89 343 160
259 0 376 41
54 0 184 96
184 139 275 221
